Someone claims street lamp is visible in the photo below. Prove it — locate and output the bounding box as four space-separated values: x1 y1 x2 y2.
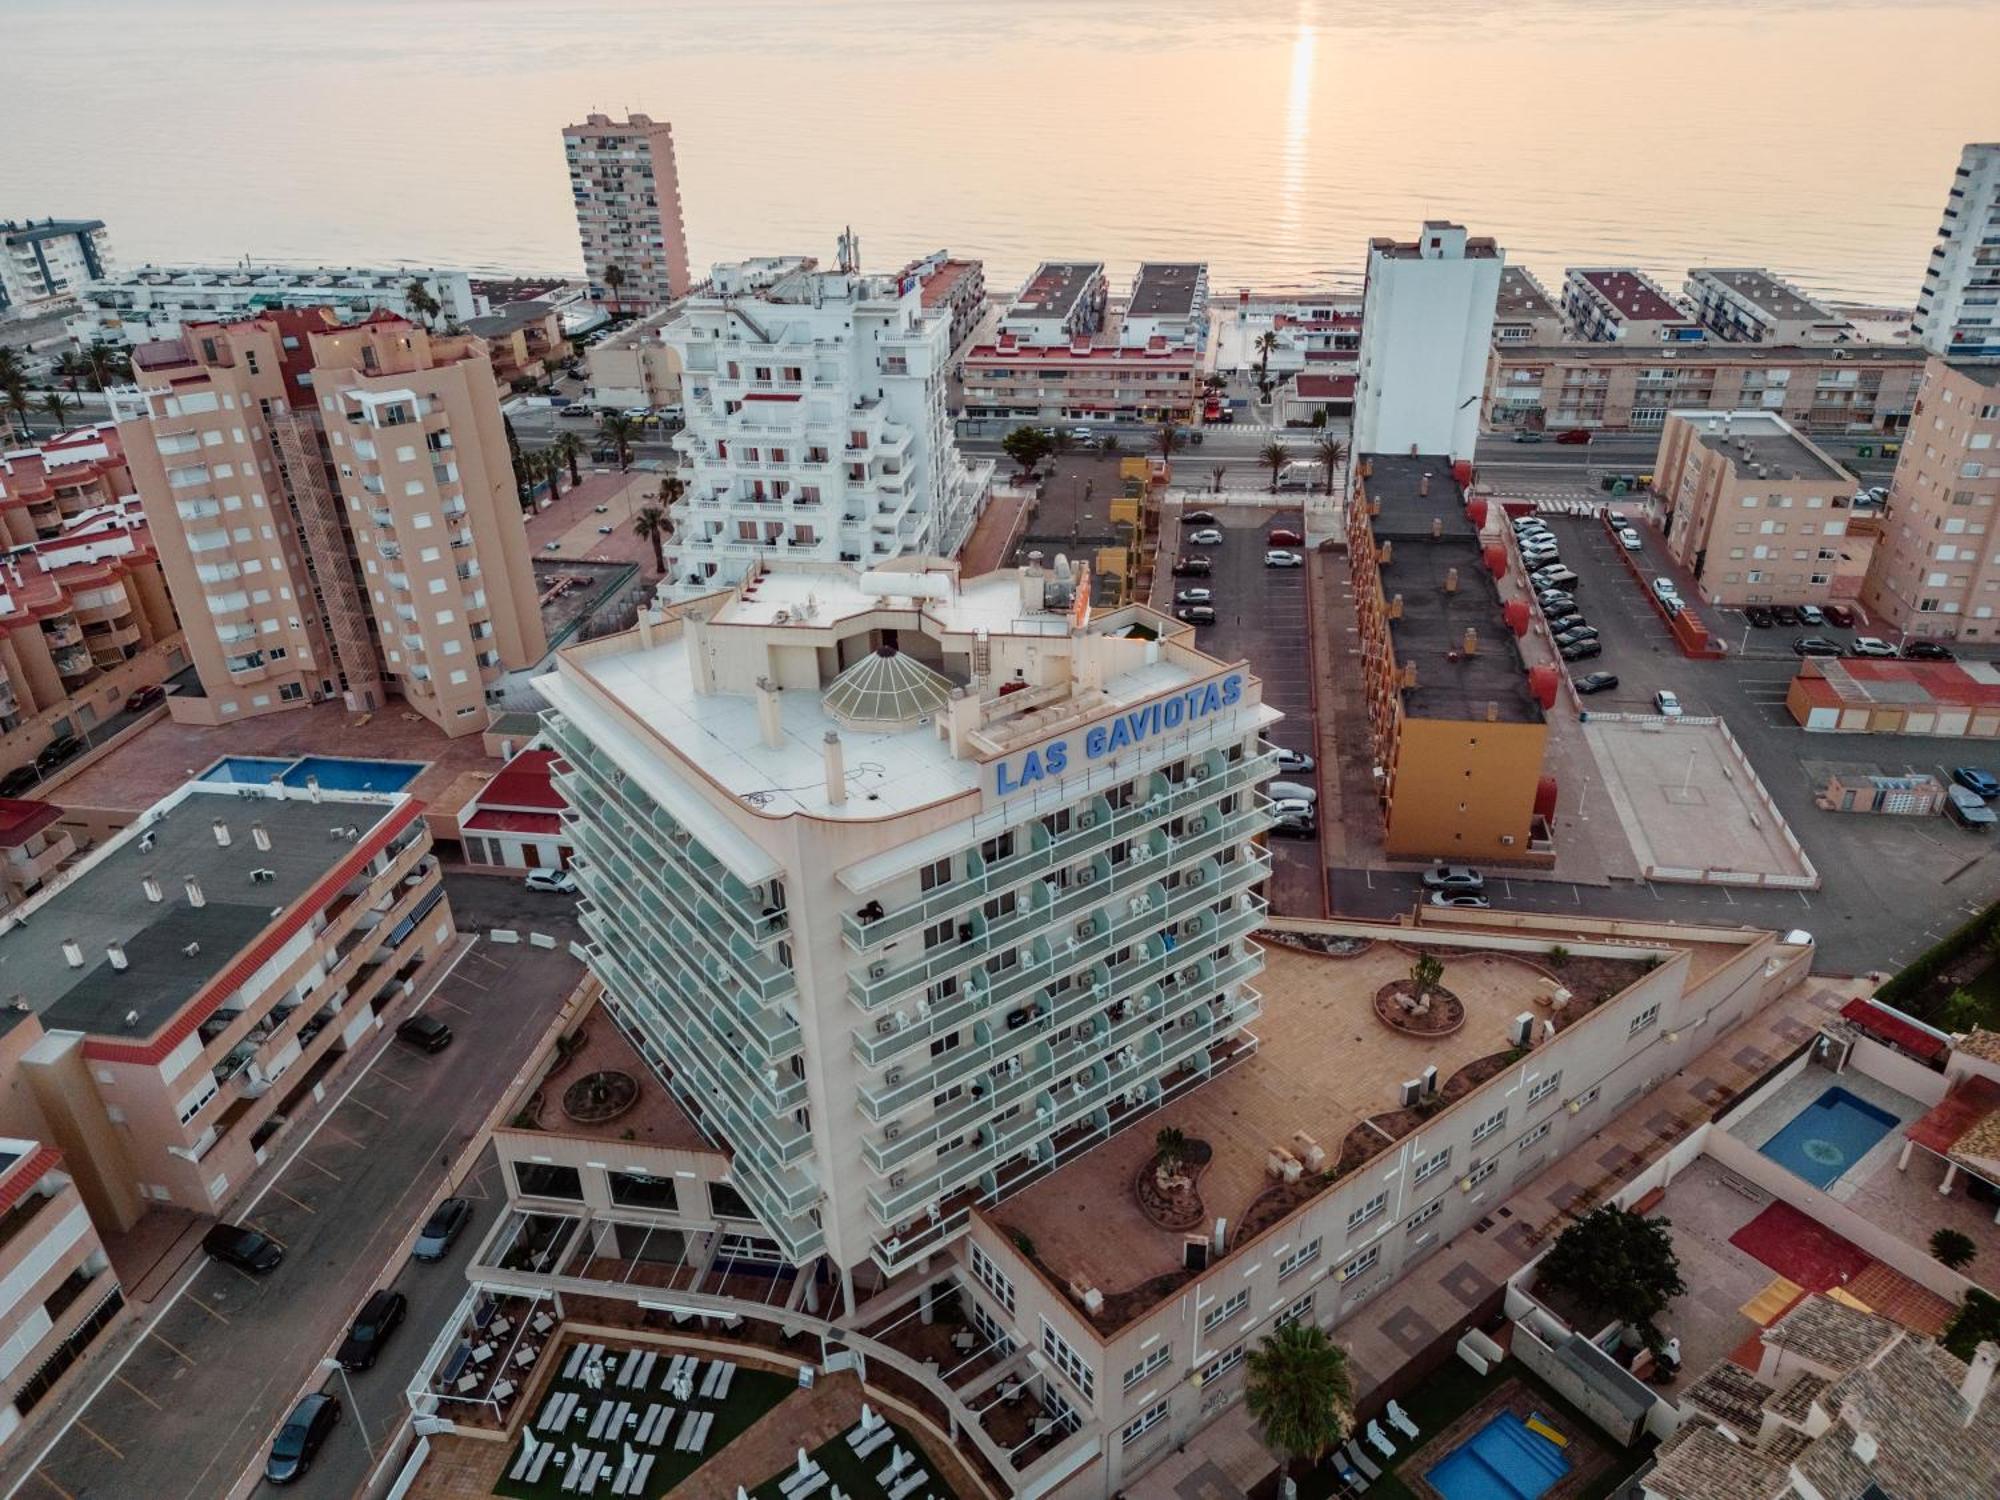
320 1358 371 1455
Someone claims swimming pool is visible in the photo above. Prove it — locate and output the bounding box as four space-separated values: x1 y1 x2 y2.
198 755 424 794
1758 1085 1900 1190
1425 1411 1571 1500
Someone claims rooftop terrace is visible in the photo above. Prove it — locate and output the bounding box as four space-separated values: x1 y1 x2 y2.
1495 266 1559 321
1006 262 1101 321
519 999 721 1155
1680 411 1851 483
1573 268 1687 325
1128 263 1205 318
1691 267 1839 323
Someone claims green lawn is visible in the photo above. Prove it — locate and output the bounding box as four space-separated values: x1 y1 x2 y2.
1945 959 2000 1031
1294 1358 1651 1500
747 1419 958 1500
492 1349 794 1500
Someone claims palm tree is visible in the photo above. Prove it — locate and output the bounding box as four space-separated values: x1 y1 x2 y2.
602 264 626 314
555 431 585 488
1260 441 1291 493
1099 433 1122 458
82 340 129 390
1314 436 1349 495
597 412 637 472
1255 330 1279 386
657 473 686 512
41 391 73 430
1156 423 1183 461
632 504 670 574
541 449 563 502
53 351 88 392
3 375 32 439
1245 1322 1353 1488
404 278 442 328
0 347 22 389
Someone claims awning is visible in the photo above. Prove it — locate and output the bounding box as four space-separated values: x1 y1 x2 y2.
1840 998 1948 1064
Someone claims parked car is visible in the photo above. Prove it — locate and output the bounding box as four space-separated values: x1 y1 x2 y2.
1536 588 1575 610
395 1014 453 1054
1175 588 1214 605
1822 604 1856 629
1947 784 1998 830
1187 528 1225 545
1744 605 1775 628
1771 605 1803 627
204 1223 284 1274
1428 891 1492 909
1272 748 1315 773
336 1290 408 1372
1546 611 1585 633
1654 689 1684 718
1264 550 1303 568
524 868 577 894
123 684 167 713
0 766 40 798
1616 529 1643 551
1650 577 1680 601
1513 518 1551 537
1172 556 1212 577
1521 547 1562 566
413 1197 473 1262
265 1393 341 1485
1520 539 1561 558
1267 780 1318 804
1422 865 1485 892
596 524 614 535
1848 636 1897 658
34 735 82 771
1952 767 2000 800
1554 429 1593 445
1574 671 1620 695
1182 510 1218 526
1904 640 1955 661
1531 566 1579 590
1792 636 1842 657
1511 430 1545 443
1268 528 1304 547
1560 639 1603 661
1268 798 1316 820
1797 604 1825 627
1175 605 1216 624
1554 625 1600 646
1269 814 1317 839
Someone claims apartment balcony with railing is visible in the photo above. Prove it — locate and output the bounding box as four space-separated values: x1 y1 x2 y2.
0 1179 67 1264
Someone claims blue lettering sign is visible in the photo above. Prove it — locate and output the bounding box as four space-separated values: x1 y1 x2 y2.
992 671 1246 798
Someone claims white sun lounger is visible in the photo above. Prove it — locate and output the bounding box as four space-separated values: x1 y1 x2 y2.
1388 1399 1420 1440
878 1448 911 1488
853 1422 894 1460
578 1451 607 1495
675 1410 701 1451
527 1444 554 1484
636 1351 657 1388
792 1472 829 1500
781 1462 823 1498
617 1349 641 1387
564 1343 587 1380
588 1403 613 1441
712 1361 736 1401
698 1359 720 1398
887 1468 927 1500
630 1455 653 1494
691 1411 714 1449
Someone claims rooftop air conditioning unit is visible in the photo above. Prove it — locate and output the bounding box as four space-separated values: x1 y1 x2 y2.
1399 1078 1423 1108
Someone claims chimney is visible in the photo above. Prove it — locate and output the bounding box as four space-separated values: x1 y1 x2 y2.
106 942 128 972
61 939 84 969
211 818 231 847
1445 567 1459 594
1388 593 1404 620
1961 1342 1998 1423
1430 516 1443 539
755 675 783 749
1486 700 1500 722
1401 661 1418 690
1379 539 1394 566
184 875 206 908
142 874 162 903
823 731 847 806
251 822 270 852
1408 443 1419 458
1019 551 1045 613
305 774 321 804
1463 628 1478 655
1419 471 1432 498
1850 1432 1878 1465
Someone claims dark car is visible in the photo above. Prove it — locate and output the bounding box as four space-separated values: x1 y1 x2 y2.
1546 611 1585 633
1953 767 2000 801
123 684 167 713
1181 510 1218 525
336 1289 407 1372
0 766 39 798
34 735 82 771
1560 639 1603 661
203 1223 284 1274
1821 604 1856 629
412 1197 472 1262
1174 605 1216 625
1744 605 1775 628
1268 528 1304 547
1904 640 1956 661
1792 636 1842 657
1268 815 1317 839
264 1392 340 1484
395 1014 453 1053
1575 671 1620 695
1554 429 1593 445
1554 625 1601 646
1171 557 1212 577
1771 605 1803 627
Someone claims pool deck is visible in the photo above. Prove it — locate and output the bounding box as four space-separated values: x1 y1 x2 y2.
1724 1067 1923 1202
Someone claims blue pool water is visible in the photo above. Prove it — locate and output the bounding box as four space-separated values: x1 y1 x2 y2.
198 755 424 793
1426 1412 1571 1500
1757 1086 1900 1190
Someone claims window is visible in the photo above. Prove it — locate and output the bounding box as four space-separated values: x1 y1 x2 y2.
923 918 954 951
1340 1245 1380 1282
1572 1085 1601 1112
1041 1319 1094 1400
1199 1342 1246 1382
919 857 951 892
1528 1072 1562 1106
970 1242 1015 1314
1122 1399 1169 1444
707 1181 754 1220
1471 1107 1507 1144
514 1161 583 1200
607 1170 678 1211
1123 1347 1171 1391
1413 1147 1452 1185
1347 1192 1387 1233
1465 1158 1498 1190
1277 1291 1315 1328
1277 1237 1322 1280
1519 1120 1553 1153
1629 1002 1661 1037
1407 1198 1444 1232
1202 1288 1248 1332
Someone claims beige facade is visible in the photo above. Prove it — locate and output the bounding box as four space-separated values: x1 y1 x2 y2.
1858 359 2000 639
1654 411 1877 608
584 307 685 410
119 311 547 737
562 113 692 313
1486 342 1923 435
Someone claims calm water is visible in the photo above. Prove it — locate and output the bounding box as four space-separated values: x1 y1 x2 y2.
5 0 1996 303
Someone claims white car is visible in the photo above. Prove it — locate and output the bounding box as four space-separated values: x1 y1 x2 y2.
524 869 578 894
1175 588 1214 604
1617 529 1643 550
1268 780 1318 804
1654 690 1684 718
1265 550 1303 568
1272 747 1315 773
1188 528 1225 545
1849 636 1898 657
1651 577 1680 600
1269 797 1316 820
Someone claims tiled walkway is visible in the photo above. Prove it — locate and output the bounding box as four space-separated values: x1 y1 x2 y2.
1125 976 1851 1500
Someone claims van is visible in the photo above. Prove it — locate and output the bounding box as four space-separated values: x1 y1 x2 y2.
1267 780 1318 804
1274 462 1324 493
1947 785 1997 830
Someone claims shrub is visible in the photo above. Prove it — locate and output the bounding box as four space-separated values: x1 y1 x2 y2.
1931 1227 1977 1271
1943 1288 2000 1362
1548 944 1572 966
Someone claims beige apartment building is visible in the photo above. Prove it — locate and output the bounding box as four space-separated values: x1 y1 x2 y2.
1859 359 2000 639
119 310 547 737
1486 342 1923 435
562 113 692 313
1653 411 1878 608
1684 267 1853 344
584 306 684 410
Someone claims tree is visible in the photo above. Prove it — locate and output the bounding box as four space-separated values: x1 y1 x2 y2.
41 391 72 430
1943 1288 2000 1361
657 472 686 517
1202 373 1227 394
0 347 21 389
1255 330 1279 388
1154 1126 1187 1177
597 412 637 472
1211 463 1227 495
555 430 585 487
53 351 88 392
632 504 670 574
1260 441 1291 493
1942 988 1988 1033
404 278 442 328
1314 437 1348 495
1001 425 1052 480
1099 433 1122 458
541 449 562 502
1538 1206 1687 1350
1156 423 1183 461
1409 953 1444 1004
602 264 626 314
3 375 32 439
1931 1227 1977 1271
1244 1322 1352 1486
82 340 129 390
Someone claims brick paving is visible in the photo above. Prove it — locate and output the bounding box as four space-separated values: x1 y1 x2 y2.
957 492 1032 578
525 468 667 581
1306 547 1378 872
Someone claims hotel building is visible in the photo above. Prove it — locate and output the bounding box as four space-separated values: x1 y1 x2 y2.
1685 268 1852 345
0 219 110 322
663 259 991 594
117 310 547 735
1858 359 2000 639
1348 455 1553 861
1652 411 1877 609
67 264 479 347
562 113 692 313
1915 142 2000 359
899 251 989 355
1354 223 1502 462
1560 268 1702 345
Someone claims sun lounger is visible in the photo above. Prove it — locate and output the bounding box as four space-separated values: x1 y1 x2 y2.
561 1452 587 1493
1332 1446 1367 1493
691 1411 714 1449
887 1470 927 1500
878 1448 911 1488
853 1422 894 1460
617 1349 641 1387
528 1444 554 1484
781 1463 823 1498
1345 1439 1382 1481
558 1393 580 1427
712 1361 736 1401
564 1343 587 1380
793 1473 829 1500
510 1444 535 1481
675 1411 701 1451
636 1351 656 1388
1387 1399 1419 1441
699 1359 721 1398
540 1393 568 1429
578 1451 607 1495
630 1455 653 1494
1366 1420 1396 1459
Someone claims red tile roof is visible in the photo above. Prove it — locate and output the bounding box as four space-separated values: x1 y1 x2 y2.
464 809 564 837
477 749 565 811
1293 374 1357 401
0 798 63 848
0 1146 63 1217
80 799 426 1066
1905 1072 2000 1156
1841 998 1947 1064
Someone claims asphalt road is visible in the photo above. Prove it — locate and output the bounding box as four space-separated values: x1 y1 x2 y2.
2 876 581 1500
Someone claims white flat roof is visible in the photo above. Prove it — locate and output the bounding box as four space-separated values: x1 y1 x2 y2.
715 569 1050 637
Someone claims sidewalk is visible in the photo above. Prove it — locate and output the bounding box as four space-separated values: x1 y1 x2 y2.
1307 548 1382 872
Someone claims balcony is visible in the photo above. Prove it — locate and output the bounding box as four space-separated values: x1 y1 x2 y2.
0 1183 62 1260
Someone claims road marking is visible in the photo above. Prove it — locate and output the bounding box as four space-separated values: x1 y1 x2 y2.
368 1068 413 1092
455 974 491 993
297 1155 342 1182
270 1186 316 1215
112 1376 160 1412
72 1424 121 1462
146 1331 194 1365
27 1472 72 1500
317 1124 365 1150
348 1095 390 1121
435 996 473 1016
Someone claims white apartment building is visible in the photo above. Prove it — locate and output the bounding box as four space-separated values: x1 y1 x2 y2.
562 113 691 312
534 557 1281 1312
1120 263 1208 350
1354 221 1502 461
1914 142 2000 359
1560 267 1703 344
663 259 992 595
1685 267 1852 345
67 265 480 347
0 220 110 322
